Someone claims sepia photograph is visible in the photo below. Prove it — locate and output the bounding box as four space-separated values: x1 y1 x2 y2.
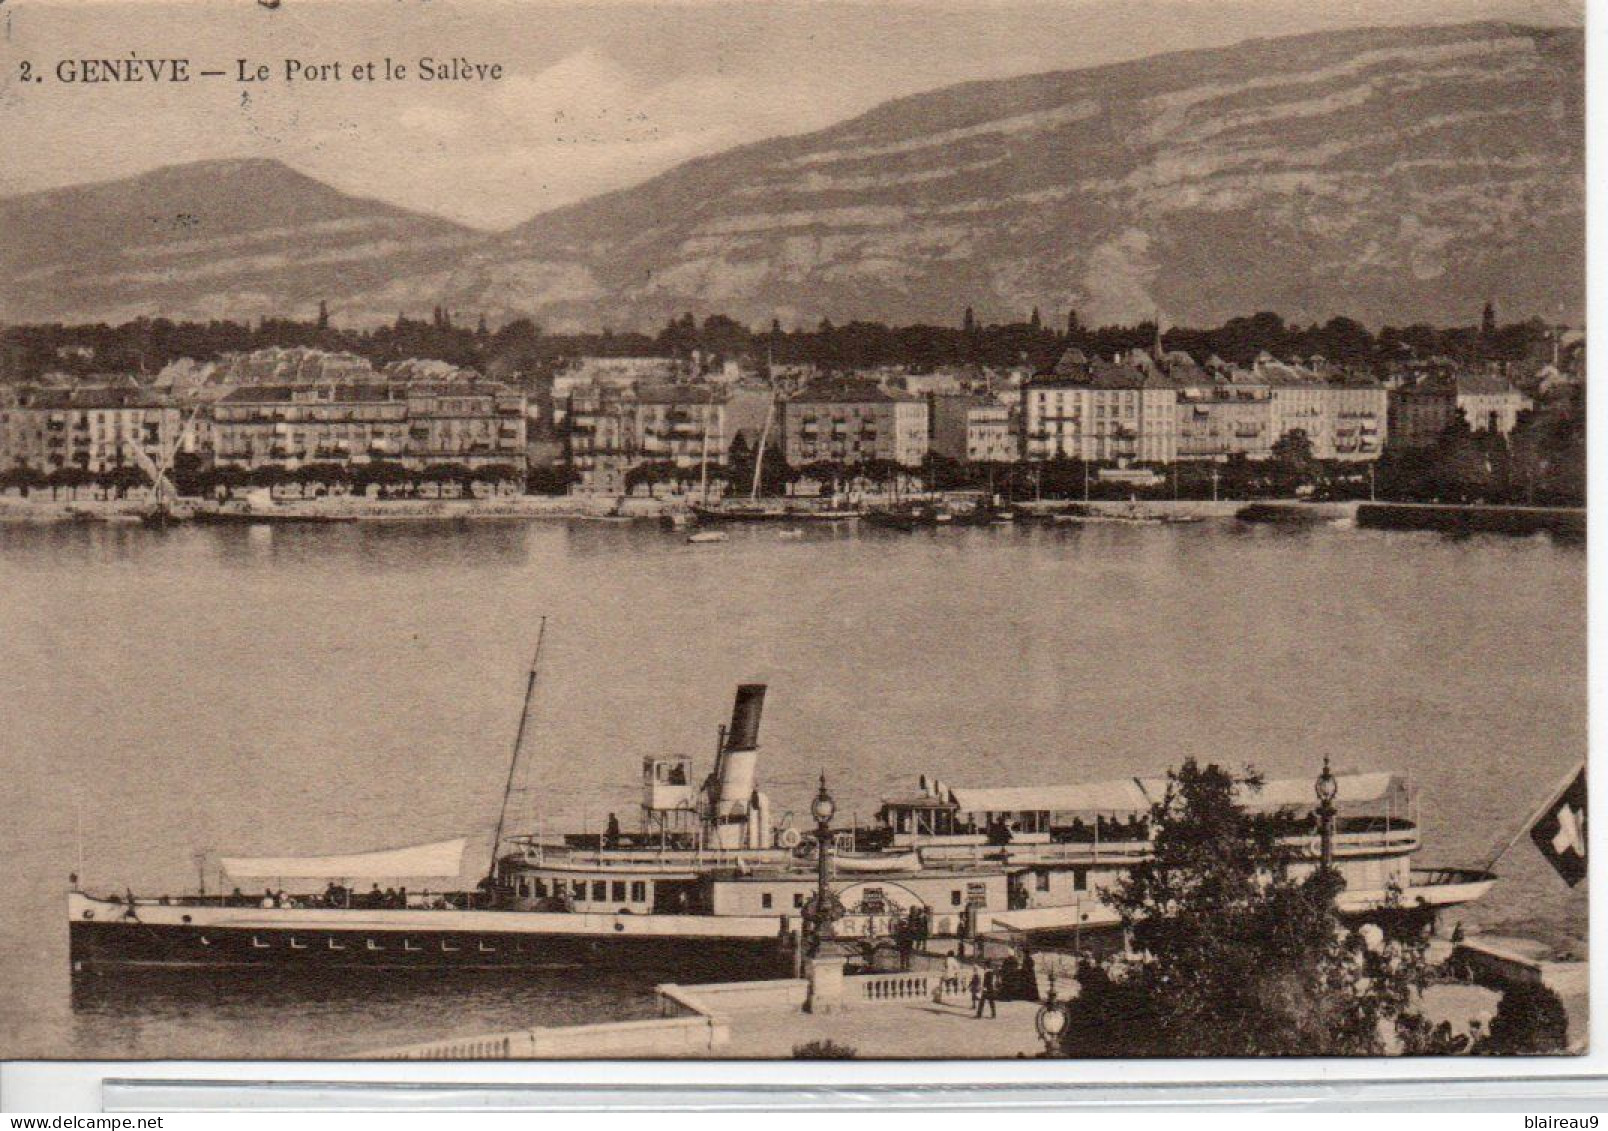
0 0 1588 1066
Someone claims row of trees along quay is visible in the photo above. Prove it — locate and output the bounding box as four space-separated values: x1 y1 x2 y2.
0 305 1573 378
1046 759 1568 1058
654 415 1583 509
0 459 530 500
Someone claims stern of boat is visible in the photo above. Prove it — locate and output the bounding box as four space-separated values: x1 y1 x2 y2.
1404 866 1497 908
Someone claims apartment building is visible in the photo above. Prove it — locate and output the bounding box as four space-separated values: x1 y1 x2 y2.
1388 373 1532 448
210 381 525 471
1022 354 1178 464
1174 378 1273 461
634 385 728 468
782 379 929 467
929 395 1018 464
0 385 181 474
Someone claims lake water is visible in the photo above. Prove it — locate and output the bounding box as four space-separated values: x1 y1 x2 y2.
0 517 1586 1058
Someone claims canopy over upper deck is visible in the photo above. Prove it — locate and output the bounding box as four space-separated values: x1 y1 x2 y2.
220 838 468 880
940 771 1404 817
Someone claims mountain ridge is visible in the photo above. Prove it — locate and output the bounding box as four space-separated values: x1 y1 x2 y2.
0 158 481 326
1 21 1583 330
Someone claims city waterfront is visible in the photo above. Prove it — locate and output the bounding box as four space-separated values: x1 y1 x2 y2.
0 517 1584 1058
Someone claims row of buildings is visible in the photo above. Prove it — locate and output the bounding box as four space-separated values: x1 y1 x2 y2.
0 345 1537 492
560 348 1536 490
1021 350 1391 465
0 379 527 478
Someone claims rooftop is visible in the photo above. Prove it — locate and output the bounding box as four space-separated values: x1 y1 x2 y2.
789 377 917 404
635 383 728 406
18 385 173 410
219 382 400 404
218 380 519 405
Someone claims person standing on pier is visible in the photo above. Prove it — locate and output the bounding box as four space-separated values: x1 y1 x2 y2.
974 965 999 1019
936 952 961 1004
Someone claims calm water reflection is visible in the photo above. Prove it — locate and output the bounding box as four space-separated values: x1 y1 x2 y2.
0 517 1586 1057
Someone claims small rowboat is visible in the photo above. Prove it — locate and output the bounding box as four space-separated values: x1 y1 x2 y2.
833 849 922 874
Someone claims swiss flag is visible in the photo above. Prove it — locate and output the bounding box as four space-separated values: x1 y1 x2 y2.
1529 765 1587 887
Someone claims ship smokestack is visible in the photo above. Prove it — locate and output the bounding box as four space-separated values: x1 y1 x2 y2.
723 684 766 753
710 684 767 840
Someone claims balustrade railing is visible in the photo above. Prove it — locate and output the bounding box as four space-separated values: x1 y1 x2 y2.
848 968 976 1003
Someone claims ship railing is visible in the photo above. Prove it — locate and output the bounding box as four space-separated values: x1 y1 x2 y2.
524 845 799 870
913 826 1418 868
124 889 480 911
914 841 1154 867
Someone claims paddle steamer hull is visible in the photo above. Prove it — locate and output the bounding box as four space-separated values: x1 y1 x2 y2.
68 893 785 973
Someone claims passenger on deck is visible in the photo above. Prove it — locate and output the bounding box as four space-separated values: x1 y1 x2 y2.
605 813 622 848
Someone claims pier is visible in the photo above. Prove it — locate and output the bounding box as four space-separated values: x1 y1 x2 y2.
367 962 1046 1060
365 934 1587 1059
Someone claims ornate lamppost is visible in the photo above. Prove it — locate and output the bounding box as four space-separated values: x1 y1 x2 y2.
809 772 837 956
1315 754 1339 875
1034 969 1068 1057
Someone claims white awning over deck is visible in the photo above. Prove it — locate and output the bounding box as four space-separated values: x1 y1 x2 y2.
948 772 1400 815
948 780 1151 814
220 838 468 879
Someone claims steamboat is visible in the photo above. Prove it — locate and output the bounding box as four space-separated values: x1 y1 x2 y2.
69 657 1494 974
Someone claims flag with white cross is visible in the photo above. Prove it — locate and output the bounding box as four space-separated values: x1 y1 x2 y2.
1529 764 1587 887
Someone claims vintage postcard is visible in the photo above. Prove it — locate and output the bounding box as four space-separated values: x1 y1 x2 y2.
0 0 1586 1064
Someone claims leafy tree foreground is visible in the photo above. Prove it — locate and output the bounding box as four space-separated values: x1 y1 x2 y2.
1056 760 1567 1057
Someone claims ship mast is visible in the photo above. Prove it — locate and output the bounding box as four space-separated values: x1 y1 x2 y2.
749 350 776 502
698 386 713 504
750 397 775 502
488 617 547 879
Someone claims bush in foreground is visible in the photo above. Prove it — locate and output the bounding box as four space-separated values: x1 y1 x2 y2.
1475 980 1570 1055
792 1039 858 1059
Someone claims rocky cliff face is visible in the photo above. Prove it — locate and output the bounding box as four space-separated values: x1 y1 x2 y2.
486 21 1581 330
3 23 1582 330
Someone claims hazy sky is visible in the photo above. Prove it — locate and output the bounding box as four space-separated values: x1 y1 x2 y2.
0 0 1582 228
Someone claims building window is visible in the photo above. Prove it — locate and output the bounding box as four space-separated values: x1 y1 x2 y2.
951 889 963 906
630 881 646 902
591 881 606 902
1036 871 1050 892
1073 869 1088 892
793 892 805 909
611 881 627 903
572 880 586 900
761 893 773 910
